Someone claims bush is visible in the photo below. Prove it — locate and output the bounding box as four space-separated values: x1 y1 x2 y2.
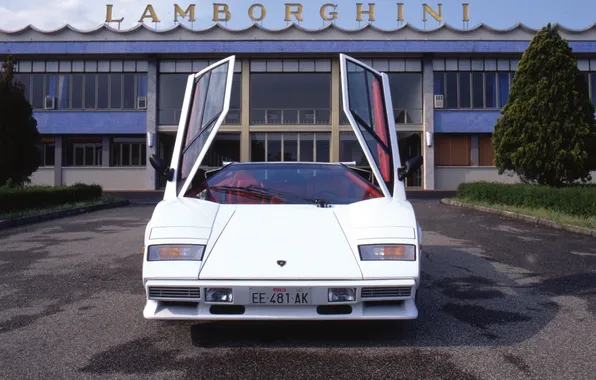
456 182 596 218
0 183 103 214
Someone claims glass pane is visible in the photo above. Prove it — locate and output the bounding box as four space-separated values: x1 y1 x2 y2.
472 72 484 108
345 61 392 182
14 74 31 102
97 74 109 109
141 144 147 165
267 133 282 162
283 133 298 161
251 133 266 162
339 131 367 167
299 133 314 161
485 72 497 108
72 74 84 109
132 144 140 165
433 72 444 96
249 72 331 125
31 75 44 109
75 146 84 166
388 73 422 123
315 133 330 162
207 133 241 166
123 74 136 109
445 72 458 108
85 74 96 108
498 72 510 107
46 145 55 166
111 144 120 166
85 146 94 166
158 74 188 124
137 74 148 97
180 61 230 181
459 72 471 108
110 74 122 109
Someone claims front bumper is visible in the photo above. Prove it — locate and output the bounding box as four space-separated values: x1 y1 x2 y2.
143 279 419 320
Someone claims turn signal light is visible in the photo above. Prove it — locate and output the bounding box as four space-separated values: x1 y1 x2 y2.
359 244 416 261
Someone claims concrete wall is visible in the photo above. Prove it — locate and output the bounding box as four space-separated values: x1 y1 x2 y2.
435 167 521 190
61 168 148 191
28 168 55 186
436 168 596 190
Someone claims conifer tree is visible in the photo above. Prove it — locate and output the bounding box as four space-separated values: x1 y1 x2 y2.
0 56 41 186
492 23 596 186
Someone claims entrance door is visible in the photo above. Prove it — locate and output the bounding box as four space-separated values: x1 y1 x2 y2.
397 132 423 188
157 132 176 189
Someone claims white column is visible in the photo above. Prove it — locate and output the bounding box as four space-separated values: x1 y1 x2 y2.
145 58 158 190
422 58 435 190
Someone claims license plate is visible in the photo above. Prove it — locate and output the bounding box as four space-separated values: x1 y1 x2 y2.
249 287 312 305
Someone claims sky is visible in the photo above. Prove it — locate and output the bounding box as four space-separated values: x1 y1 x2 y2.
0 0 593 32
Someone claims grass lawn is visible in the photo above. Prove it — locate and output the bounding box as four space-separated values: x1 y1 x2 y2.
0 194 125 221
454 197 596 231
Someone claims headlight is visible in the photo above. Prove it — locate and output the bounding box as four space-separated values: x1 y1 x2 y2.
359 244 416 261
147 244 205 261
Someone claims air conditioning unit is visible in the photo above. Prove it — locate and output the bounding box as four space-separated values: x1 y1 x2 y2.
137 96 147 110
45 96 56 110
434 95 444 108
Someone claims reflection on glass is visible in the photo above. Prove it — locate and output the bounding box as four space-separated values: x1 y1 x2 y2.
180 62 230 181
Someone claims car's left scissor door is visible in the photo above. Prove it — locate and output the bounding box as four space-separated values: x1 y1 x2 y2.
163 56 236 199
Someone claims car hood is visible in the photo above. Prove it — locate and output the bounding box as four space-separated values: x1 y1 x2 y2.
147 198 418 281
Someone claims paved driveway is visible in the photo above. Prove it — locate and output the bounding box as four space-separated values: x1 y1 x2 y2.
0 200 595 380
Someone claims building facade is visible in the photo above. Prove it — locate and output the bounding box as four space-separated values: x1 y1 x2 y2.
1 23 596 191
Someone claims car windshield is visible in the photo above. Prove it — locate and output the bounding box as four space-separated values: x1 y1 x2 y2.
183 163 384 205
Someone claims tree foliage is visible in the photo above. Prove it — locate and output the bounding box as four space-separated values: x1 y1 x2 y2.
492 23 596 186
0 56 41 186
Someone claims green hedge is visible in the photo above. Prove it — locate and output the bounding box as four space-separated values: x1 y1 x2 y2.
0 182 103 214
456 182 596 218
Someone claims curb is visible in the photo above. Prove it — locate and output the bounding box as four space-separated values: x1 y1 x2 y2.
441 198 596 238
0 200 130 230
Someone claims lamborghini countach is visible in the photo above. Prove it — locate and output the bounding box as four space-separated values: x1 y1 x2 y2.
142 54 424 320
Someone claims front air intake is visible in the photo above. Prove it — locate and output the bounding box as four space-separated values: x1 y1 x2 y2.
361 287 412 298
148 287 201 302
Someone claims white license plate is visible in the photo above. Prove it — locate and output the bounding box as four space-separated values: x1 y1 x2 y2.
249 287 312 305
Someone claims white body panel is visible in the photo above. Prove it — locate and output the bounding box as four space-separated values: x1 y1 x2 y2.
142 55 423 321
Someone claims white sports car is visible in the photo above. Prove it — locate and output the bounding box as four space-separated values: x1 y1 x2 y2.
143 54 424 320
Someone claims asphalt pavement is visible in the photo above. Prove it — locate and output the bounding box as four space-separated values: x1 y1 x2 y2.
0 199 595 380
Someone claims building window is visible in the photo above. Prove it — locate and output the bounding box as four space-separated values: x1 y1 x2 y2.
250 73 331 125
202 132 241 167
110 137 147 166
18 73 147 111
158 73 241 125
388 73 423 124
37 138 55 166
478 134 495 166
63 137 102 166
250 132 330 162
434 71 514 109
434 134 471 166
340 73 423 125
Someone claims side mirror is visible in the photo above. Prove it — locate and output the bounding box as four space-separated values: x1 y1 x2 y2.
149 154 174 182
397 155 423 181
